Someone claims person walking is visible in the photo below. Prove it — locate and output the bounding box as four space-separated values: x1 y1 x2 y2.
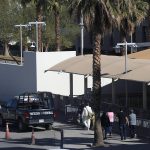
117 108 129 141
129 109 137 138
101 112 110 140
107 108 115 136
77 102 84 125
81 102 93 130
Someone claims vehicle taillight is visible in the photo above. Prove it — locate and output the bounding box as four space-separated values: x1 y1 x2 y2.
24 112 29 119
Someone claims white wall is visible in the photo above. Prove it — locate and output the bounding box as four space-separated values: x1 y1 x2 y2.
36 51 76 95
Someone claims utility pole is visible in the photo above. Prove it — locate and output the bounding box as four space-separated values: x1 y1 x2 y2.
15 24 28 65
80 11 84 55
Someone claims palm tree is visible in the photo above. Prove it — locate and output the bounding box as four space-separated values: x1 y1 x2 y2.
144 0 150 42
21 0 48 52
47 0 63 51
69 0 118 146
117 0 149 55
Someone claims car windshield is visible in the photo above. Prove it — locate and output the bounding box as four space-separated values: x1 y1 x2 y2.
17 92 54 110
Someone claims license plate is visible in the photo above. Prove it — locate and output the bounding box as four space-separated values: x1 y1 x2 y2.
39 119 44 123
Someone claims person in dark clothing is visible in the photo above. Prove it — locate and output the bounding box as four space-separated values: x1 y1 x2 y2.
101 112 110 139
117 108 129 141
78 102 84 125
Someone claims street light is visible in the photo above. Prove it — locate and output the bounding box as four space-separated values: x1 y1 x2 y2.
79 10 84 55
117 42 136 73
28 21 46 52
15 24 29 65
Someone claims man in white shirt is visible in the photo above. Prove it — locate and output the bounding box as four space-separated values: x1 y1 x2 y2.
82 102 93 130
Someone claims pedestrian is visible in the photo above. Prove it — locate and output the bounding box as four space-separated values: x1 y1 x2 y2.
129 109 137 138
77 102 84 125
101 112 110 139
107 108 115 136
117 108 129 141
81 102 93 130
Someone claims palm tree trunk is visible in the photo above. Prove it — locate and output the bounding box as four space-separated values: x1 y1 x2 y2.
55 11 61 51
37 5 43 52
146 9 150 43
92 32 104 146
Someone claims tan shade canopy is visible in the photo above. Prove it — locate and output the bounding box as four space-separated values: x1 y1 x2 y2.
120 65 150 82
47 54 123 76
128 48 150 59
46 53 150 83
47 54 93 75
102 58 150 79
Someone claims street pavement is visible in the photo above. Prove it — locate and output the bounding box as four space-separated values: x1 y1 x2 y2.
0 121 150 150
54 122 150 150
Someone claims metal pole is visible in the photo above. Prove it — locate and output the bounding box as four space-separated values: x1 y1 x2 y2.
20 25 23 65
125 41 127 73
60 129 64 148
36 21 38 52
28 21 46 52
15 24 28 65
131 34 133 53
125 42 128 107
80 11 84 55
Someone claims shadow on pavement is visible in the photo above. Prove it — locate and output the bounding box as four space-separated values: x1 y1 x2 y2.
63 136 150 150
86 143 150 150
0 148 44 150
0 137 61 147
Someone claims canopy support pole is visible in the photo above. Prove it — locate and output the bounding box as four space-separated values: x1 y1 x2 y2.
112 79 115 104
69 73 73 98
143 83 147 110
84 76 88 95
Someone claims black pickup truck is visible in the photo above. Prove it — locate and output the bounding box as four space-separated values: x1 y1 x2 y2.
0 92 54 131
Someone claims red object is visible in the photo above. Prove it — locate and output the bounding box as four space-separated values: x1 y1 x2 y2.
24 112 30 119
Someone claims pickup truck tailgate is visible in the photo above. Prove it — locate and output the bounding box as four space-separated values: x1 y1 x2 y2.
28 109 54 124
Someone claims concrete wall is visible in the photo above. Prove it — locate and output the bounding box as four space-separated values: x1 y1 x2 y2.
0 52 37 101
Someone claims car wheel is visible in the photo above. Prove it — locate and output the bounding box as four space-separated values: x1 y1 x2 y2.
45 124 53 130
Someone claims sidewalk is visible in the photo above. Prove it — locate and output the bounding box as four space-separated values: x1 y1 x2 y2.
0 120 149 150
54 121 150 150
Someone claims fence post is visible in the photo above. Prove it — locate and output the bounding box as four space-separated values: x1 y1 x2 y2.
60 129 64 148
